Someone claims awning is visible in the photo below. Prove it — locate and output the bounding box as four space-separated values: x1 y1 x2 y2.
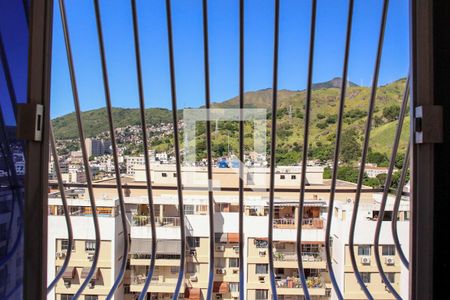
185 288 201 300
130 239 181 255
62 267 76 279
215 233 227 243
213 282 229 293
227 233 239 243
81 267 101 280
130 238 152 254
158 240 181 254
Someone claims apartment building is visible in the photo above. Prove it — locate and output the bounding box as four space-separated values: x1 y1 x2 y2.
330 194 410 300
85 139 112 158
47 195 125 300
47 166 409 300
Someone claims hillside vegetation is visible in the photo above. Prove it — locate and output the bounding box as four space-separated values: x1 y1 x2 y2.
52 77 409 164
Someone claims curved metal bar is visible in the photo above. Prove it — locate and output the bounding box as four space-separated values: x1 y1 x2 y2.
373 76 410 299
58 0 102 298
165 1 186 298
348 1 390 299
92 1 130 298
268 1 280 298
324 1 354 299
392 141 410 269
201 0 216 299
47 125 74 293
296 1 317 299
238 0 245 298
129 1 158 299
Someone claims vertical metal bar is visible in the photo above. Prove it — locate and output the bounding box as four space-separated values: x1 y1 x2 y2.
201 0 215 299
92 1 130 298
58 0 102 298
130 0 158 299
47 125 74 293
23 0 53 298
409 0 435 298
391 141 410 269
373 76 410 300
296 1 317 299
238 0 245 298
324 1 354 299
268 0 280 298
348 1 389 299
165 1 186 298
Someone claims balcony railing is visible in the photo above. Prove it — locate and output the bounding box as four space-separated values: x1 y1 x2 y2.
131 215 180 227
274 251 324 262
275 276 323 289
273 217 324 229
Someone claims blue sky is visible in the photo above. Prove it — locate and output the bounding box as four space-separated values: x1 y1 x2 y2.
50 0 409 118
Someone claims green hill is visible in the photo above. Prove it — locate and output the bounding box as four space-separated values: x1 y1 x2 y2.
52 77 409 162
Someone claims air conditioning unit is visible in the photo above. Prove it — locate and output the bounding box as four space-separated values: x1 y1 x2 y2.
385 257 395 265
189 249 197 256
56 251 66 259
232 246 239 252
87 253 94 261
216 245 225 252
88 280 95 289
232 269 239 274
190 274 198 282
259 250 266 256
216 268 226 275
63 280 71 288
361 256 371 265
258 276 265 283
215 294 223 299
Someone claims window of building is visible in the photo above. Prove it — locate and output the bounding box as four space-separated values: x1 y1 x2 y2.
61 295 74 300
255 289 268 299
229 282 239 292
358 245 371 256
385 272 395 283
215 258 226 268
173 173 177 177
256 264 268 274
85 296 98 300
184 205 195 215
255 239 268 248
85 240 96 252
228 258 239 268
162 173 167 177
382 245 396 256
187 236 200 248
124 284 130 294
291 175 296 180
61 239 75 251
187 263 198 274
361 272 371 283
302 244 319 253
280 175 285 180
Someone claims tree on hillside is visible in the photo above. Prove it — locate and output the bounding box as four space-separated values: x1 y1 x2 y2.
382 105 400 122
340 128 360 163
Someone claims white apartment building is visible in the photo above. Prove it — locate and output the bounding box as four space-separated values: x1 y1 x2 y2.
330 194 410 300
47 196 126 300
